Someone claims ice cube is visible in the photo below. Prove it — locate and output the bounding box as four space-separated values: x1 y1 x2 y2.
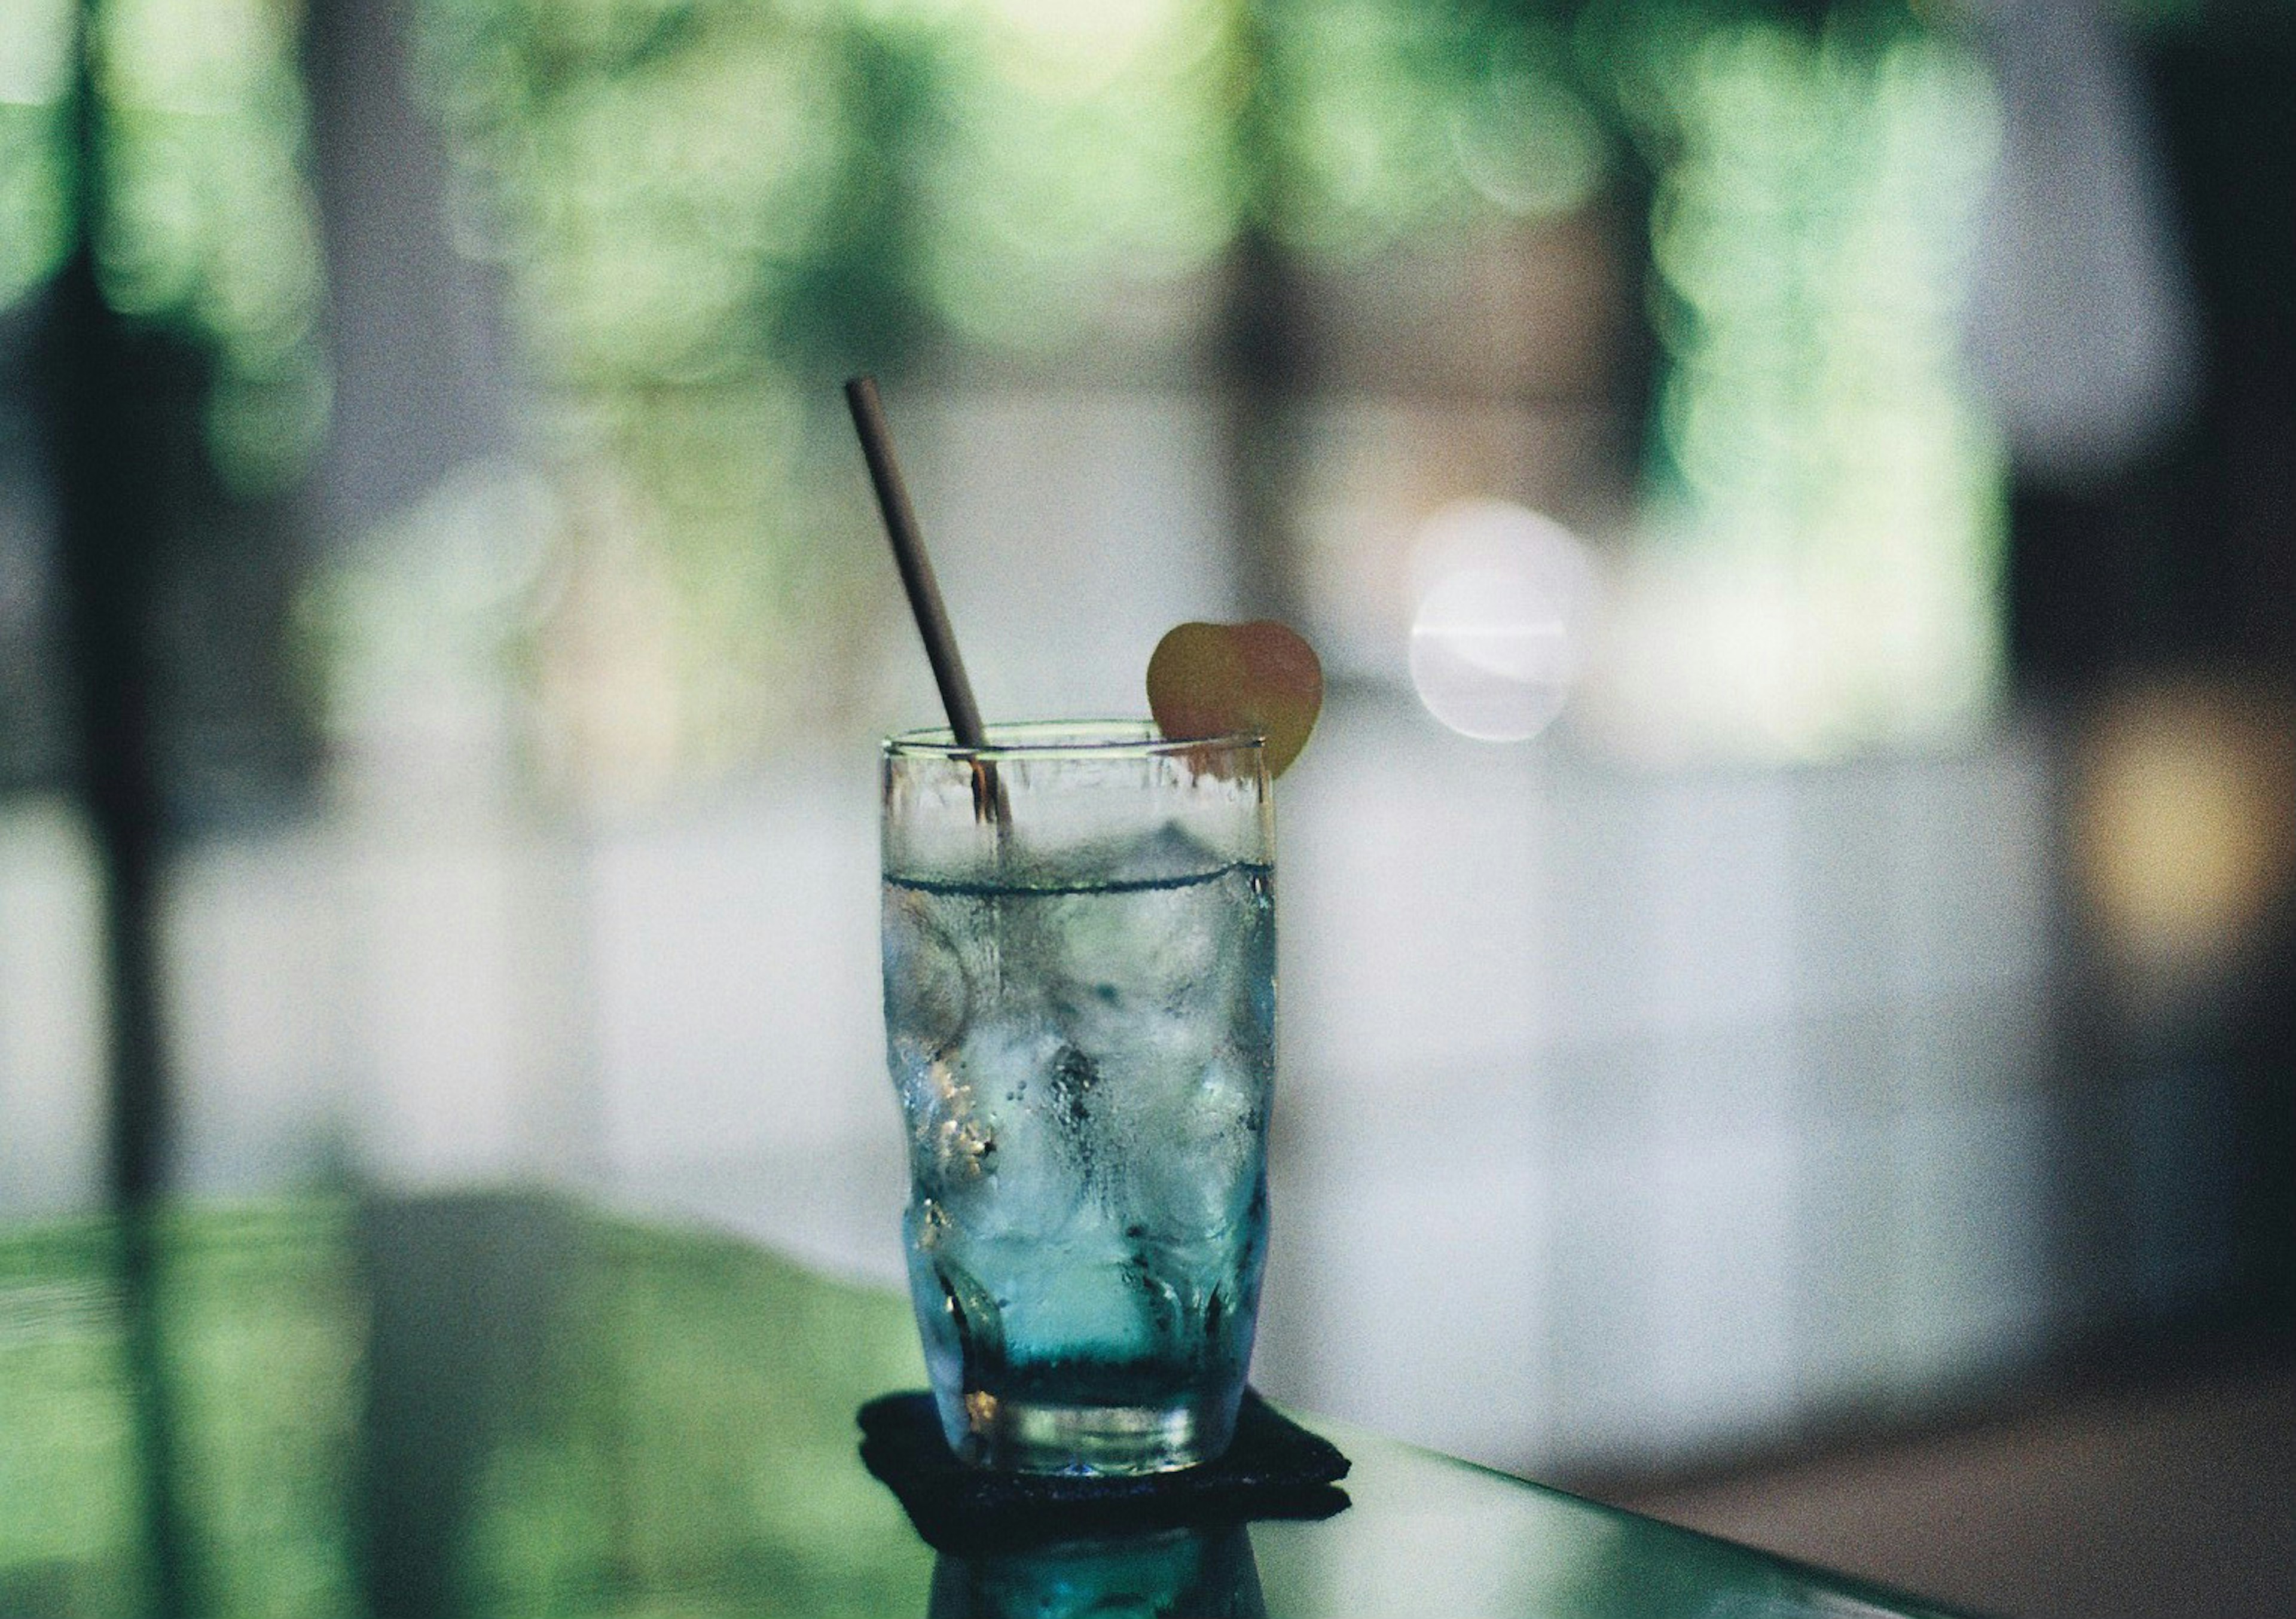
883 884 987 1062
1028 874 1239 1072
929 1015 1089 1239
1121 1055 1266 1243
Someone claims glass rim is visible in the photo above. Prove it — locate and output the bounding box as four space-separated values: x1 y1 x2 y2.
883 719 1263 762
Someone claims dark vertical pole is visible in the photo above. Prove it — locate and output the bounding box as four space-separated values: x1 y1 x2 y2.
50 0 171 1214
45 3 197 1612
1220 225 1307 626
1219 1 1306 627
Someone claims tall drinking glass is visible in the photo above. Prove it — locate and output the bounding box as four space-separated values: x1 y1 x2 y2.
881 722 1275 1474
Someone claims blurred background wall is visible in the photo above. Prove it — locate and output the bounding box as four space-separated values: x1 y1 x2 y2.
1 0 2290 1508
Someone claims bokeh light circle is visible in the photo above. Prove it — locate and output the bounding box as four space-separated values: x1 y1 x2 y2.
1407 500 1596 743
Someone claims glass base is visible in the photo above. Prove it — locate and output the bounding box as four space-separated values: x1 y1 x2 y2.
944 1387 1238 1476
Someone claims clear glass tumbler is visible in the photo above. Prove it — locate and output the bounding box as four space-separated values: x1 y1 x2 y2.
881 722 1275 1474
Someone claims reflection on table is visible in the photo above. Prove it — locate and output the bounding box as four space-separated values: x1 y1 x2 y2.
0 1194 1974 1617
929 1525 1263 1619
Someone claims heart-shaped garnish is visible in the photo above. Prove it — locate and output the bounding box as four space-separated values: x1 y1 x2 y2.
1147 620 1323 778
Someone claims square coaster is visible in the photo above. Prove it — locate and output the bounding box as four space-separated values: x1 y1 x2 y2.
857 1389 1351 1553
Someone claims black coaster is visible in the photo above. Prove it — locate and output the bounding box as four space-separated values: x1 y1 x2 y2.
857 1389 1351 1553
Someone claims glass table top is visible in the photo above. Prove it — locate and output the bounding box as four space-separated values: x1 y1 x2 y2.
0 1195 1976 1617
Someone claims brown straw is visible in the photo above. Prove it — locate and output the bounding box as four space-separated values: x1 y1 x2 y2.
846 377 1007 828
845 376 988 751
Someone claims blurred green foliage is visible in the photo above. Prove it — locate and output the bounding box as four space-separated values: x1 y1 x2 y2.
2 0 2007 774
407 0 1618 372
0 5 74 310
0 0 329 496
1604 0 2007 751
382 0 1633 783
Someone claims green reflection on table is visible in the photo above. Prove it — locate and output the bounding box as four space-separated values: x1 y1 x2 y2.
0 1196 1976 1618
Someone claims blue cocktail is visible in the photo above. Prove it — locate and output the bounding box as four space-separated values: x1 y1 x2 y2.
882 722 1275 1474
